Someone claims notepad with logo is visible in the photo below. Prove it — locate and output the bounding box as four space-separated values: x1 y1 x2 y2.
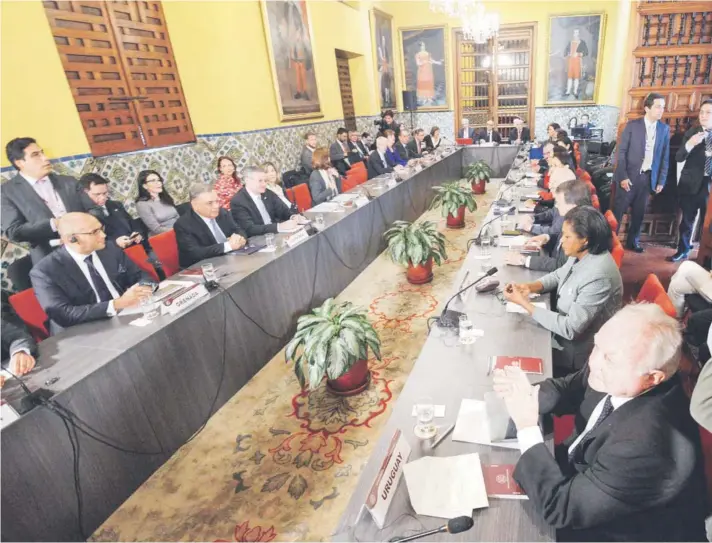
482 464 527 499
489 356 543 375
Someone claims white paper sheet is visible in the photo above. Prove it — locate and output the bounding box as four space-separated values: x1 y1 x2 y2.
506 301 546 314
310 202 345 213
403 453 489 519
497 235 528 247
452 399 519 449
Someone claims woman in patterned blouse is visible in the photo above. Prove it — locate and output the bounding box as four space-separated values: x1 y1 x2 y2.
214 156 243 209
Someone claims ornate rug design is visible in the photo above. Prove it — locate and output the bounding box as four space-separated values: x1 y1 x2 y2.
91 191 493 542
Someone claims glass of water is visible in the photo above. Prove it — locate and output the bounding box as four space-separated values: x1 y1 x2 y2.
265 233 275 250
415 397 436 439
480 234 492 258
459 314 476 344
315 214 325 229
201 263 217 282
140 295 159 321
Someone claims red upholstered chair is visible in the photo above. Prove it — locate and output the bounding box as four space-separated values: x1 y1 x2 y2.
9 288 49 342
611 237 624 269
341 176 359 193
543 172 550 190
292 183 312 212
636 273 677 318
539 190 554 202
345 166 367 189
591 194 600 210
604 210 618 233
456 138 473 145
124 244 160 282
554 415 576 445
350 161 366 173
585 181 597 195
285 187 296 206
576 168 592 184
149 230 180 277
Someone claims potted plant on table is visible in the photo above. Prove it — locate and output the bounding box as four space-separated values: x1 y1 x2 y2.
384 220 447 284
430 182 477 229
465 159 494 195
286 298 381 396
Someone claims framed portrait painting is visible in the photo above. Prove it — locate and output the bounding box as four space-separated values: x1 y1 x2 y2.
399 26 449 111
260 0 323 121
545 14 606 105
371 8 396 110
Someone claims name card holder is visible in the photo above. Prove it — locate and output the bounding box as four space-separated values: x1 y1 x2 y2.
161 283 209 316
363 429 411 528
286 228 309 248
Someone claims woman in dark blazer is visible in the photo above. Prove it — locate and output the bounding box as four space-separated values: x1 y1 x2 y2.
424 126 442 152
308 147 342 205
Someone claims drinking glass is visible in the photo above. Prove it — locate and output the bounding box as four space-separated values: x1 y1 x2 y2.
315 214 325 229
201 263 217 282
265 233 275 250
140 295 160 321
480 236 491 258
415 397 437 439
459 314 476 344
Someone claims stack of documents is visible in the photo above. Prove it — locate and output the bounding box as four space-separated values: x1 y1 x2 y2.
310 202 345 213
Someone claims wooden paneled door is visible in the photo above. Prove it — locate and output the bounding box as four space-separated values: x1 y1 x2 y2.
454 24 536 137
336 54 357 131
43 0 195 156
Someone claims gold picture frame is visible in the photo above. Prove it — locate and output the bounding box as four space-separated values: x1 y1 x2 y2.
398 25 450 112
370 8 397 111
544 13 607 106
260 0 323 121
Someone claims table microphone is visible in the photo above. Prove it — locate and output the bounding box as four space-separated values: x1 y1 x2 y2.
468 209 514 248
436 267 497 328
389 516 474 542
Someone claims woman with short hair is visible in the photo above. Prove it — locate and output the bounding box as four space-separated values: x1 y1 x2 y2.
308 147 342 205
424 126 442 151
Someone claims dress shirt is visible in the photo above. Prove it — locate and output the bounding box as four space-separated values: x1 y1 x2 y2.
197 213 232 254
100 205 110 217
517 394 633 454
20 172 64 245
64 245 120 316
641 117 657 172
338 141 351 165
247 189 272 225
378 151 388 168
488 131 494 142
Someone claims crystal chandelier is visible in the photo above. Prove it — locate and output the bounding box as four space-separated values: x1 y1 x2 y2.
430 0 499 44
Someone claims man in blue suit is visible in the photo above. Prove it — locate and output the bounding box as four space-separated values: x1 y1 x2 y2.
612 93 670 253
457 118 476 140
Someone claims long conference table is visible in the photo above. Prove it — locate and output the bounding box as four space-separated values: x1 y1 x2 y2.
1 144 518 542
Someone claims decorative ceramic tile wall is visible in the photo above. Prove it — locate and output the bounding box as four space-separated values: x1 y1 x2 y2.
534 105 620 142
398 111 455 141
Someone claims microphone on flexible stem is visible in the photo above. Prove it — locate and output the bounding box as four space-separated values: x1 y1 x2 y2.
436 267 498 328
467 208 515 249
389 516 474 542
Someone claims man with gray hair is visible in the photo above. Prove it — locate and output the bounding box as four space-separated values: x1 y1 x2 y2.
492 303 707 541
367 136 396 179
458 118 475 140
173 182 247 268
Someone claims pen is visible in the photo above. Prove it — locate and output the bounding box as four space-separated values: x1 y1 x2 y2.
431 423 455 449
458 271 470 291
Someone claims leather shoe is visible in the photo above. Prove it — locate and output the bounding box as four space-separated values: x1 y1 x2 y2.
666 251 689 263
627 243 645 253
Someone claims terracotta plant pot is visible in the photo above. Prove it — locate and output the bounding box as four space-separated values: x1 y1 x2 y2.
446 205 466 229
406 257 434 285
326 359 370 396
471 177 487 195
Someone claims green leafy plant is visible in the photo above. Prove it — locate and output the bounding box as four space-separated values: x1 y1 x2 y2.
384 220 447 267
286 298 381 391
465 159 494 183
430 182 477 218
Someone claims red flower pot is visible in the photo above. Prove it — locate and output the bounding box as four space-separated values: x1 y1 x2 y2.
471 177 487 194
406 257 434 284
446 205 466 229
326 359 370 396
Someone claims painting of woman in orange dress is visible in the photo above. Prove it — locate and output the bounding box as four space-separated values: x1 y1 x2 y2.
400 27 448 110
415 42 443 104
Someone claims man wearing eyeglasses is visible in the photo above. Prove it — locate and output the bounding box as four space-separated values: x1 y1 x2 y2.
30 212 154 334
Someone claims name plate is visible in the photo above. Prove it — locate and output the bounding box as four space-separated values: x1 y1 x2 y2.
161 283 209 316
364 429 411 528
286 228 309 247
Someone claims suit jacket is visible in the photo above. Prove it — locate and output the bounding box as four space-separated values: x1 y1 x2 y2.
424 134 441 151
614 118 671 191
348 140 369 158
29 244 148 334
406 139 424 158
329 141 351 175
308 170 342 205
394 141 410 162
676 126 709 196
1 173 92 264
367 151 395 179
478 129 502 143
300 146 315 175
88 199 145 243
1 294 37 363
458 127 476 139
692 355 712 432
528 235 567 273
510 127 531 143
174 208 247 269
230 188 292 237
515 369 707 542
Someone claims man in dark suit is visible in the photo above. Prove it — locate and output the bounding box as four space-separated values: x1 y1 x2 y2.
300 132 317 175
2 138 94 265
668 99 712 262
406 128 427 158
612 92 670 253
231 167 308 237
329 128 352 176
510 117 531 144
395 129 414 163
367 137 397 179
457 119 476 140
347 130 369 163
493 303 707 542
478 120 502 144
29 213 154 334
79 173 147 249
174 183 248 269
1 292 37 385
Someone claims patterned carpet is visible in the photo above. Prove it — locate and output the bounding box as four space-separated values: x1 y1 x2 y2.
91 183 494 543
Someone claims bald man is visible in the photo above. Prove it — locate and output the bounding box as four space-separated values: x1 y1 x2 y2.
30 212 154 334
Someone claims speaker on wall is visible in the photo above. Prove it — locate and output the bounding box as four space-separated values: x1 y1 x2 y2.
403 90 417 111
